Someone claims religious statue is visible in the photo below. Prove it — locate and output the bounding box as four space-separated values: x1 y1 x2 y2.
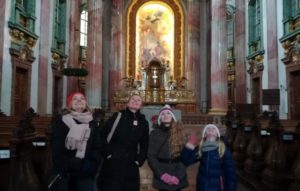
121 76 135 89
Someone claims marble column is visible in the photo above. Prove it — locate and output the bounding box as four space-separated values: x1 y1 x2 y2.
67 0 81 94
0 0 6 103
101 0 112 110
108 0 123 109
266 1 278 89
37 0 52 115
86 0 103 108
266 1 279 111
199 0 210 113
187 0 201 111
209 0 228 115
234 0 247 104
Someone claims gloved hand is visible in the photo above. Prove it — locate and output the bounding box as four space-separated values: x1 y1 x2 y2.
160 173 173 185
169 176 179 185
82 159 97 174
188 132 199 146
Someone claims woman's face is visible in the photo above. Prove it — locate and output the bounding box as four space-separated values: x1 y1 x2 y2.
127 95 143 112
160 110 173 123
71 94 87 112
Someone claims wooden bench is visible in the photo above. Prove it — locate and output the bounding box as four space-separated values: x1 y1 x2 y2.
280 119 300 132
0 114 52 191
0 116 52 147
235 113 300 191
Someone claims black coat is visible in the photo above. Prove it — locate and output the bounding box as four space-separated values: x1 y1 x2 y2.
97 108 149 191
50 115 102 180
148 125 188 190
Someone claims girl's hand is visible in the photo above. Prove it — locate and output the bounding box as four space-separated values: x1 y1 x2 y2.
188 132 199 146
160 173 173 185
170 176 179 185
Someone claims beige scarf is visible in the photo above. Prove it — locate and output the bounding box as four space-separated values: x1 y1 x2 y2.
62 111 93 159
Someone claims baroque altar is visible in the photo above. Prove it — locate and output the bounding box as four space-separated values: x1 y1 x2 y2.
113 1 196 112
113 59 196 112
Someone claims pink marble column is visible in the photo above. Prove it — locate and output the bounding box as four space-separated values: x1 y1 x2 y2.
209 0 228 115
0 0 6 102
37 0 52 115
266 1 278 89
187 0 201 110
266 1 279 111
86 0 103 107
109 0 123 108
234 0 247 103
67 0 81 94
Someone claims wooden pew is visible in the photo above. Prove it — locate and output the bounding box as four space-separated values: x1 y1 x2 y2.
237 111 299 191
0 111 52 191
0 116 52 147
279 119 300 169
0 116 19 147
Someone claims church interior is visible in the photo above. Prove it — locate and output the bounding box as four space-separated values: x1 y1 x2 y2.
0 0 300 190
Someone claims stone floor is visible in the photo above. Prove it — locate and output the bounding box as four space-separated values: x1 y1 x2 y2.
140 162 250 191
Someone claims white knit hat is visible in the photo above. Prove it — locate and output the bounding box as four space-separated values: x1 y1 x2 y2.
157 104 177 125
202 124 220 138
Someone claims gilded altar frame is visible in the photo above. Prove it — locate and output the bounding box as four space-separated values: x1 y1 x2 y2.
126 0 185 80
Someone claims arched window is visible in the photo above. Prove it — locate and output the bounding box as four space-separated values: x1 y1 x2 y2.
248 0 263 56
53 0 66 54
10 0 36 33
227 14 234 55
283 0 300 35
80 10 88 47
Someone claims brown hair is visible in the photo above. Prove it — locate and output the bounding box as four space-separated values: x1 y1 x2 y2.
168 122 186 158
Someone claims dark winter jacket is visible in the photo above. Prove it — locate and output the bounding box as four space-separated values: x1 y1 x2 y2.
148 125 188 190
181 146 237 191
51 115 102 178
97 108 149 191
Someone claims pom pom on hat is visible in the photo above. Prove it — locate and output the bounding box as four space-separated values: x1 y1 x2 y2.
157 104 177 125
202 124 220 138
66 92 86 108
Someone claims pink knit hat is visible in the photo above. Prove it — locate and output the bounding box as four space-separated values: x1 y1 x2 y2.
157 104 177 125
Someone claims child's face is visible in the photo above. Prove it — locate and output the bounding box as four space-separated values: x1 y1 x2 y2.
205 127 218 141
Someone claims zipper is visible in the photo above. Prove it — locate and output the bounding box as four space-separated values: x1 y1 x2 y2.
205 152 210 191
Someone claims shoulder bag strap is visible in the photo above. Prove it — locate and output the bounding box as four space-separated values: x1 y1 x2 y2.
106 112 122 143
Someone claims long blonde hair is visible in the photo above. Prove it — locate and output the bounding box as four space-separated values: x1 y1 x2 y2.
168 122 186 158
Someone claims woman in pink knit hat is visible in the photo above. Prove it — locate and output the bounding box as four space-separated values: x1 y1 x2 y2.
49 92 102 191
